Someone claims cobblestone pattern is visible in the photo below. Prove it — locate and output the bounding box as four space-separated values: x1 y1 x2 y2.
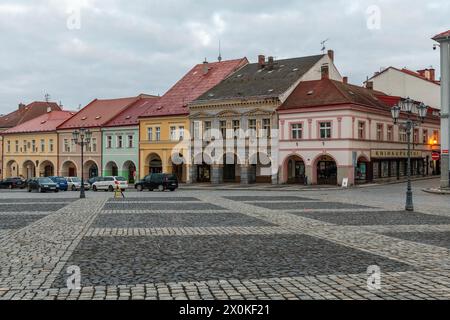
2 270 450 300
381 232 450 250
0 198 106 290
0 214 49 230
0 203 71 212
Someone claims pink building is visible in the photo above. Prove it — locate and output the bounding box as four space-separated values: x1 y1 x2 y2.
277 77 441 186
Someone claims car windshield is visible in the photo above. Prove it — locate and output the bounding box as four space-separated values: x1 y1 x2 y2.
72 178 81 182
56 178 67 183
116 177 127 181
38 178 53 184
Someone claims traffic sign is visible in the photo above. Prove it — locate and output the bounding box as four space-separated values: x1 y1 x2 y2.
432 153 440 161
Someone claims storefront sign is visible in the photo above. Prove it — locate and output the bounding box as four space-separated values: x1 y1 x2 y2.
371 150 423 159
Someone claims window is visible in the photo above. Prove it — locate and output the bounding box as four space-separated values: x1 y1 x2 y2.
92 138 97 152
387 125 394 141
193 122 201 140
413 129 419 144
31 140 36 152
203 121 211 140
220 121 227 139
64 139 70 152
358 121 366 140
40 139 45 152
248 119 257 137
433 130 439 143
233 120 240 137
49 139 54 152
23 140 27 153
319 122 332 139
6 140 10 153
15 140 19 153
399 128 407 142
262 119 271 137
170 126 177 141
422 129 428 144
155 127 161 141
128 135 133 148
107 136 112 149
117 136 123 148
147 128 153 141
179 126 185 141
376 124 384 141
291 124 303 140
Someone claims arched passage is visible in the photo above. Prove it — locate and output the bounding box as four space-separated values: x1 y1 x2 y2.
6 160 19 178
105 161 119 177
223 153 238 183
284 155 306 184
315 155 338 185
84 160 99 180
122 161 137 183
22 160 36 179
39 160 55 177
147 153 163 174
61 161 77 177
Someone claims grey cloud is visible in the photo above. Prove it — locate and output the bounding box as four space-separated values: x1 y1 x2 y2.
0 0 448 113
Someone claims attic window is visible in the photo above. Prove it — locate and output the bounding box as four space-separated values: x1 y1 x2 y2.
41 120 47 124
268 89 274 93
236 74 242 78
81 116 87 120
95 116 101 120
267 70 274 74
292 68 299 72
193 71 198 75
125 116 132 120
348 91 355 95
307 90 314 95
157 106 163 110
208 93 215 97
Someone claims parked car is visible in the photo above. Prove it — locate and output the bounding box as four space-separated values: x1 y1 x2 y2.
92 176 128 192
0 177 26 189
65 177 90 191
48 176 69 191
27 177 59 193
135 173 178 192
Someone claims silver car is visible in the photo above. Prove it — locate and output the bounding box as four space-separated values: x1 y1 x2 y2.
65 177 91 191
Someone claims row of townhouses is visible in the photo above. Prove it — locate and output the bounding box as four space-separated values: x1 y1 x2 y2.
0 50 442 186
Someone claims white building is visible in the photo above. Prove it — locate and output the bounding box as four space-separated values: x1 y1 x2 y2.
366 67 441 110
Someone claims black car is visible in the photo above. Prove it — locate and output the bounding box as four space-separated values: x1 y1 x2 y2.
135 173 178 192
27 177 59 193
0 177 26 189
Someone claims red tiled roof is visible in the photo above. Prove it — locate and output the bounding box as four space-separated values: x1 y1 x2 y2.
279 78 389 111
3 111 76 134
104 96 160 127
57 96 141 130
433 30 450 41
0 102 62 129
368 67 440 85
140 58 248 118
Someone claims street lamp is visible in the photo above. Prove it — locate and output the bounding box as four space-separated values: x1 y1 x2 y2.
72 128 92 199
391 98 428 211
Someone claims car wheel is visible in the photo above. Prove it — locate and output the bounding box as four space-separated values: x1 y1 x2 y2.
28 188 32 193
55 190 59 193
93 185 98 192
169 189 176 192
108 185 114 192
9 185 13 190
71 185 76 191
38 187 42 193
137 185 143 192
158 185 164 192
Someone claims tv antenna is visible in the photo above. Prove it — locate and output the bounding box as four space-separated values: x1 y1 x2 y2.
44 93 51 102
218 40 222 62
321 39 329 53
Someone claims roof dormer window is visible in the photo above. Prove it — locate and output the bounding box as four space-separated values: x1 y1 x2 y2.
81 116 87 120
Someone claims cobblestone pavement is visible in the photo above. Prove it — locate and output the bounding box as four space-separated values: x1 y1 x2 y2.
0 179 449 300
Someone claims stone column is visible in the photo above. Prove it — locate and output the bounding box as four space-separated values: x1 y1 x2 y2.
240 165 250 185
434 31 450 189
186 164 197 184
211 165 223 185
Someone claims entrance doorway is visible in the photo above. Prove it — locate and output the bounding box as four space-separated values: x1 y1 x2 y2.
286 156 306 184
197 163 211 183
316 155 337 185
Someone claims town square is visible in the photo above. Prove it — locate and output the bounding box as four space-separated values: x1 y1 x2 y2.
0 0 449 308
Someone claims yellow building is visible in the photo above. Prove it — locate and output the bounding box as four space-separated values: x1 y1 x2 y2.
138 58 248 182
2 111 75 178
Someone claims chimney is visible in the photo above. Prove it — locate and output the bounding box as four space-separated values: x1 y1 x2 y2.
321 64 330 79
327 50 334 62
258 55 266 69
366 81 374 90
267 56 274 70
429 68 436 81
202 59 209 75
47 106 52 113
343 76 348 84
18 103 26 111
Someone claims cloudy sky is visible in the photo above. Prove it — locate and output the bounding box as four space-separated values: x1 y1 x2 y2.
0 0 448 113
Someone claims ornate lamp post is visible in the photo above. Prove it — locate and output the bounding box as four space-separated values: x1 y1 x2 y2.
72 128 92 199
391 98 428 211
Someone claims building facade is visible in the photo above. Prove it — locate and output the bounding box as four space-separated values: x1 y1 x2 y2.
139 58 248 183
0 101 62 178
278 78 441 186
102 97 159 182
189 52 342 184
57 97 142 179
2 111 75 179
